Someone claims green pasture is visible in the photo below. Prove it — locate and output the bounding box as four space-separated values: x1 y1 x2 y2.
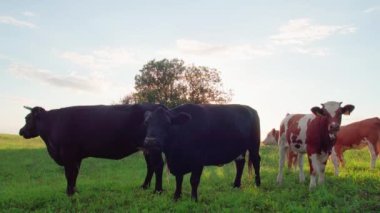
0 134 379 212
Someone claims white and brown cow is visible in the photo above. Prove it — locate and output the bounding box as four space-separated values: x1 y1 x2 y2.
331 117 380 176
277 101 354 189
263 128 298 169
263 128 279 145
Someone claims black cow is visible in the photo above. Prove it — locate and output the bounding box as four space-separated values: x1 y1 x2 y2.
143 104 261 201
19 104 164 196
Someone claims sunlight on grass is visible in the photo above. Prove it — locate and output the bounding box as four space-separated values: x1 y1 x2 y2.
203 170 211 179
0 134 45 150
215 167 225 178
0 134 379 212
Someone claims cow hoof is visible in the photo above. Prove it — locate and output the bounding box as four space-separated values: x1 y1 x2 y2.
66 188 76 196
154 189 163 194
191 196 198 202
141 184 150 190
300 177 305 182
173 194 181 201
255 178 261 187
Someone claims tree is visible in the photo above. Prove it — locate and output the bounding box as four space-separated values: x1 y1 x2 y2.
121 58 232 107
184 65 232 104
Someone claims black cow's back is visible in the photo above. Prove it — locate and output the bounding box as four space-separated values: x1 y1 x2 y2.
39 104 156 160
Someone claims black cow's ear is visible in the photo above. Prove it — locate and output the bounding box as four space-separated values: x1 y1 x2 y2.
171 112 191 125
342 104 355 115
144 111 152 123
311 107 324 116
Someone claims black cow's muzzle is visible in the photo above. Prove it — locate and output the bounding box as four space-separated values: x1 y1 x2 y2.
144 137 157 146
19 128 24 136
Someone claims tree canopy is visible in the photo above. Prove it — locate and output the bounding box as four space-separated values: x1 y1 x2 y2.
121 58 232 108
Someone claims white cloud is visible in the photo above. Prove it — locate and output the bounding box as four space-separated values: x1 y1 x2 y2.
9 64 109 92
171 19 356 59
0 16 36 28
0 53 14 61
176 39 227 55
175 39 273 59
0 94 38 105
270 18 356 45
230 44 274 58
60 47 138 71
292 47 330 56
22 11 36 17
364 6 380 13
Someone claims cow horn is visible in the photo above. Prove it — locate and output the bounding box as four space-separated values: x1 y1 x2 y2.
23 106 33 111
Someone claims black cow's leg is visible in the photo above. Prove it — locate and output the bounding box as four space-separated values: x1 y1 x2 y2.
141 153 154 189
174 175 183 201
250 149 261 187
152 152 164 193
233 155 245 188
64 160 81 196
190 166 203 202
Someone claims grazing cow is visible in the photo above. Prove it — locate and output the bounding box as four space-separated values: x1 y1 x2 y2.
276 101 354 189
263 128 298 169
19 104 164 196
331 117 380 175
143 104 261 201
263 128 279 145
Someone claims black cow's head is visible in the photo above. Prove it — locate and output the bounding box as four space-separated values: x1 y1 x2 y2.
311 101 354 140
19 106 46 139
143 107 191 149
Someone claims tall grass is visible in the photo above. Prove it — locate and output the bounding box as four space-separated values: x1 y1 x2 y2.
0 135 379 212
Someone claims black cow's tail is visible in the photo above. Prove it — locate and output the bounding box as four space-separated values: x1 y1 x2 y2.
248 109 261 187
164 155 170 185
247 155 253 179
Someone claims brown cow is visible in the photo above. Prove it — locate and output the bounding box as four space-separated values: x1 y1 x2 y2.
263 128 297 169
331 117 380 176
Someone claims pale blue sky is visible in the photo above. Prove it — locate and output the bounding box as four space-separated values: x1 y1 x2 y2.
1 0 379 135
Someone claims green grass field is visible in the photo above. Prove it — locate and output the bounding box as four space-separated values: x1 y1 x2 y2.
0 134 379 212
